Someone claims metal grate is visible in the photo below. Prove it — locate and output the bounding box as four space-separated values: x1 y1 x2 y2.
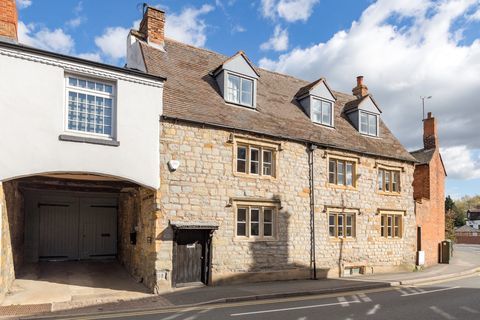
0 303 51 316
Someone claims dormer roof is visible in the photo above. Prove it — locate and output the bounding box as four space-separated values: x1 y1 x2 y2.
295 78 337 101
343 94 382 114
212 51 260 78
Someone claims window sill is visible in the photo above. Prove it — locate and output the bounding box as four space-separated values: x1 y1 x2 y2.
328 184 357 191
233 237 278 242
377 191 401 197
225 100 256 110
59 134 120 147
233 172 277 180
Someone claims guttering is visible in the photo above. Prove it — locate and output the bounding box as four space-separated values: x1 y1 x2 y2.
161 115 417 164
309 144 318 280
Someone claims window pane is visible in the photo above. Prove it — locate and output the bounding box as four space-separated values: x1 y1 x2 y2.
104 85 113 94
346 162 353 186
337 161 344 185
250 148 259 174
394 216 401 237
237 208 247 236
251 209 259 222
385 171 391 191
378 170 384 191
237 146 247 173
329 160 336 184
329 214 335 237
264 209 273 222
227 74 240 103
241 78 253 106
368 114 377 136
337 215 344 237
311 99 322 123
360 112 368 133
78 79 86 88
264 224 272 237
387 216 393 237
381 215 385 237
69 77 77 86
322 101 332 125
263 150 272 176
87 81 95 90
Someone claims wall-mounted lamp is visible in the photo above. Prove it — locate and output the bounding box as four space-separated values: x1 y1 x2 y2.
168 160 180 172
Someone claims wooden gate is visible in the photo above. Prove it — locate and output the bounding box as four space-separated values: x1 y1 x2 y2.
173 229 211 287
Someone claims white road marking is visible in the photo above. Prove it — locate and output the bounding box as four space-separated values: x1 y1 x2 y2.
358 293 372 302
182 316 197 320
460 306 479 313
401 286 460 297
350 295 361 303
430 306 456 320
230 300 362 316
160 314 184 320
366 304 381 315
337 296 349 307
395 288 410 295
297 317 307 320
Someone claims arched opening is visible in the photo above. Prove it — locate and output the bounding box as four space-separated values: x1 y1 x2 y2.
0 173 158 305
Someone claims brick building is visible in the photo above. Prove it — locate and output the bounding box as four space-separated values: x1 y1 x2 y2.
411 113 447 266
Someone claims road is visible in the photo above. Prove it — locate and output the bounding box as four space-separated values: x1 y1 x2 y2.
37 274 480 320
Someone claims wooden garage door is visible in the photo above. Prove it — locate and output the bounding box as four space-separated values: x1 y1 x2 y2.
38 194 117 260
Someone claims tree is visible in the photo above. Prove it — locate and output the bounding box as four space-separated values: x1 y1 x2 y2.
445 195 455 211
445 209 456 242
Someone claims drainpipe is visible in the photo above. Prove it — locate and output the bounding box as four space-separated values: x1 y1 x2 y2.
309 144 317 280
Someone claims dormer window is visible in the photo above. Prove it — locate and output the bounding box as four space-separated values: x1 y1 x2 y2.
360 111 378 136
312 98 333 126
213 51 259 109
226 73 253 107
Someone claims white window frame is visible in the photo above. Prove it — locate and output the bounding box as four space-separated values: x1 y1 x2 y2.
225 72 255 108
64 74 116 139
359 111 378 137
235 206 277 239
311 97 334 127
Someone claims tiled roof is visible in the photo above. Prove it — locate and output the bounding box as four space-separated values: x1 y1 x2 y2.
141 39 416 162
410 148 435 164
455 225 477 233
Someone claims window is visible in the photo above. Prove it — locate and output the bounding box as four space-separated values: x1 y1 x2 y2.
328 158 355 187
236 206 276 238
66 76 114 137
381 213 402 238
311 98 333 126
236 144 276 177
378 169 401 193
329 212 355 238
226 73 254 107
360 111 378 136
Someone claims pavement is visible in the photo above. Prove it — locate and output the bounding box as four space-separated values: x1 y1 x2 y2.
1 244 479 319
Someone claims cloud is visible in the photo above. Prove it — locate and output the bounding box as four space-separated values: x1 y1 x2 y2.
76 52 102 62
232 25 246 33
18 21 75 54
66 1 86 28
66 17 83 28
16 0 32 9
260 25 289 51
261 0 320 22
259 0 480 167
94 26 130 62
165 4 214 47
442 146 480 180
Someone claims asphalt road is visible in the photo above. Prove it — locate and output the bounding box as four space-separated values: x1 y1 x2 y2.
40 274 480 320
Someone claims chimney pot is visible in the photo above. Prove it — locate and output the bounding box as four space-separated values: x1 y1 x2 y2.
0 0 18 42
139 5 165 49
352 75 368 98
423 112 438 150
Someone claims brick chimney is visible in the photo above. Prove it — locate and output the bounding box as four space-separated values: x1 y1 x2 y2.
352 76 368 98
0 0 18 42
423 112 438 150
139 5 165 49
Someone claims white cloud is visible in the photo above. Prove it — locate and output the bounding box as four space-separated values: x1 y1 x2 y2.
66 17 83 28
259 0 480 169
94 26 130 61
18 21 74 54
261 25 289 51
77 52 102 62
16 0 32 9
165 4 214 47
442 146 480 180
261 0 320 22
232 25 246 33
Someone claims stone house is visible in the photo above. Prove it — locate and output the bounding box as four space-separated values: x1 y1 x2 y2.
126 6 418 289
411 113 447 266
0 1 424 297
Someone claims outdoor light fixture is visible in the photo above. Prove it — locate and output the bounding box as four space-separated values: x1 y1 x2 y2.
168 160 180 171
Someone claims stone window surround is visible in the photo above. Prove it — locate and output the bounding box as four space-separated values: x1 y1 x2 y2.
326 207 358 241
232 199 280 242
376 164 402 196
231 135 281 179
326 154 359 190
379 210 405 239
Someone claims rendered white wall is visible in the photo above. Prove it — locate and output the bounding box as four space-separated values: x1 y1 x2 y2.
0 49 163 189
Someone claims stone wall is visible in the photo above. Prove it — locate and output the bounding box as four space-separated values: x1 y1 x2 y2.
117 187 159 292
155 120 417 287
0 181 24 301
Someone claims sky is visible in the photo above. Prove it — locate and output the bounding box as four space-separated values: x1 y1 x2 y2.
14 0 480 199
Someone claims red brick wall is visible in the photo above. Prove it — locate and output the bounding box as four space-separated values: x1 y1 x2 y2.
0 0 17 41
414 150 446 266
456 235 480 244
139 6 165 47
